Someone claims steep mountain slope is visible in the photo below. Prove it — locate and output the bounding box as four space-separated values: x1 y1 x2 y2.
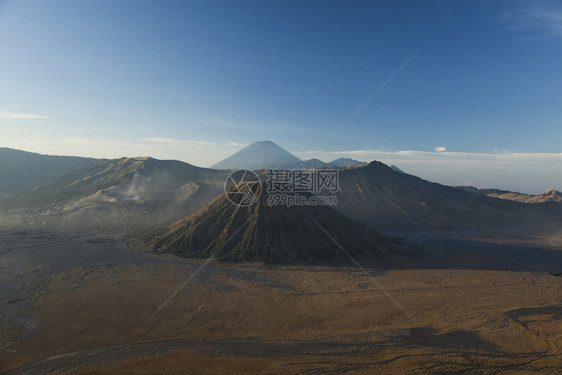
329 157 366 167
334 161 561 231
211 141 301 170
459 187 562 204
290 158 331 169
390 165 406 174
0 148 97 196
1 157 230 231
509 189 562 204
132 185 400 264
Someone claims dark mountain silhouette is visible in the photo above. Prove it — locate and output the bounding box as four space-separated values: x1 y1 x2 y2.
290 157 366 169
0 148 97 196
131 185 400 264
290 158 331 169
329 157 366 167
333 161 562 231
390 165 405 174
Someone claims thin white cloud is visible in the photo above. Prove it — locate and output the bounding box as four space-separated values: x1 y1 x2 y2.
307 148 562 161
298 148 562 194
435 146 446 152
500 1 562 40
1 136 239 168
0 110 49 120
143 137 240 146
3 135 561 194
63 137 104 143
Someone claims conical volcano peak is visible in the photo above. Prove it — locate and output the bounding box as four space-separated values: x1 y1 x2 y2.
132 182 398 264
211 141 302 170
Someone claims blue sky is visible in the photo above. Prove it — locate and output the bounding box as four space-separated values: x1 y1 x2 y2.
1 0 562 193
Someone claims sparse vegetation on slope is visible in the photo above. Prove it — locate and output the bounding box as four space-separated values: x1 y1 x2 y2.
131 185 399 264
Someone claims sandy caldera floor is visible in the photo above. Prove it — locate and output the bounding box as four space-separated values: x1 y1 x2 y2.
1 230 562 374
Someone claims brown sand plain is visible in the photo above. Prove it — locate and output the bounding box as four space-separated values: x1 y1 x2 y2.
1 230 562 374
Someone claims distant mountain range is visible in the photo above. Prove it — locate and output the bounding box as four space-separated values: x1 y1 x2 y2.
331 157 367 167
211 141 365 170
0 148 97 196
1 156 229 231
2 144 561 261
